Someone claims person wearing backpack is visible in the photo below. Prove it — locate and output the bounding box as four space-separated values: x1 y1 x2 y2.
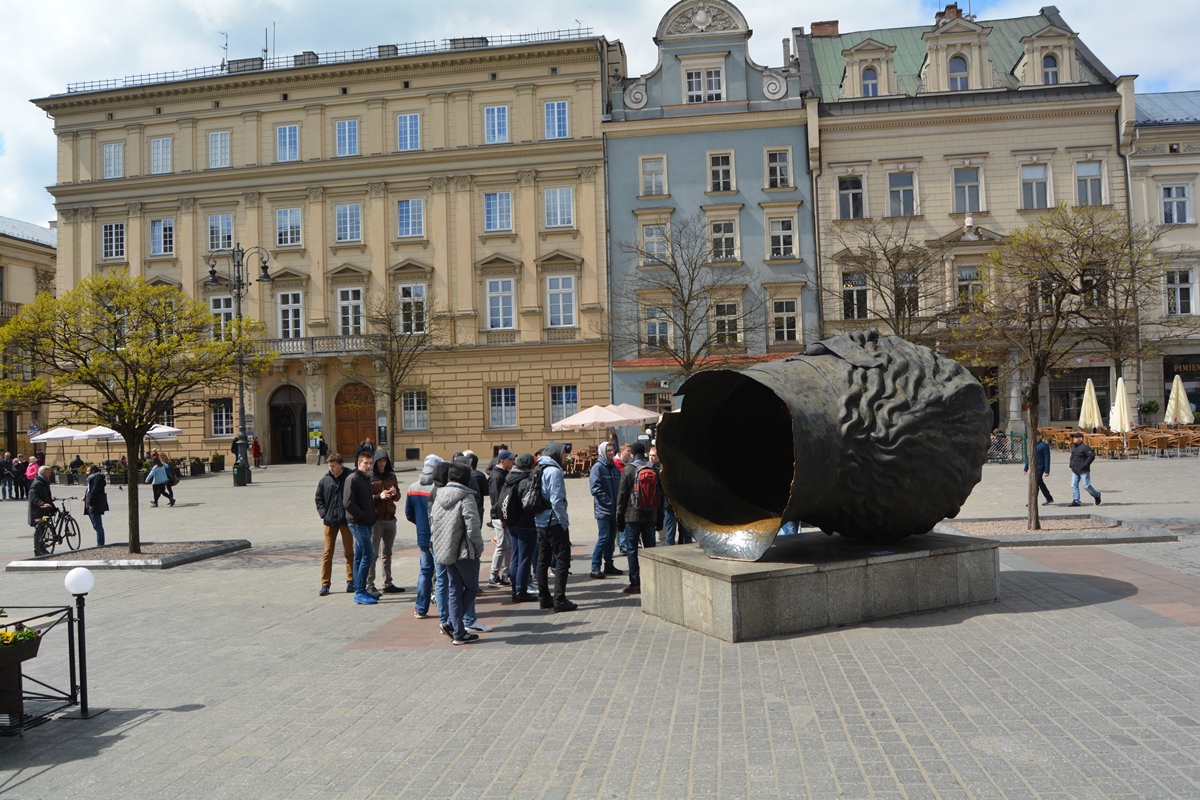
500 453 538 602
588 441 623 580
486 450 514 588
405 455 442 618
430 461 485 645
534 441 577 612
615 441 664 595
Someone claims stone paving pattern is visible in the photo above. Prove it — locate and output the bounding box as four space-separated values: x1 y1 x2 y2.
0 456 1198 798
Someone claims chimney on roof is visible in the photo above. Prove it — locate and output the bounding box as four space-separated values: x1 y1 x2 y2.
935 3 963 24
48 221 57 230
811 20 839 37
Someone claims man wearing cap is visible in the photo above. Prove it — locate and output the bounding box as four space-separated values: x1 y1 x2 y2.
487 449 515 588
1068 431 1102 507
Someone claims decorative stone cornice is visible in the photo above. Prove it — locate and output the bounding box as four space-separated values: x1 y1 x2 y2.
60 208 76 223
35 268 55 295
430 176 449 193
243 191 261 207
78 207 94 222
307 186 325 202
454 175 473 191
518 170 538 187
179 197 195 212
577 166 596 183
368 181 387 198
126 202 143 218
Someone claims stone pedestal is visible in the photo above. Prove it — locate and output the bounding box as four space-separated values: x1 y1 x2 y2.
641 531 998 642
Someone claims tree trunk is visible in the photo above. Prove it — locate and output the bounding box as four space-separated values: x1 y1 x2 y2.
1026 402 1041 531
126 438 141 554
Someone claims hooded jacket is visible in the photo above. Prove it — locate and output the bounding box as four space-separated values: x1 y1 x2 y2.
315 466 350 527
534 441 570 530
503 455 538 529
343 463 377 527
370 449 400 521
1069 440 1096 475
589 441 621 520
616 456 665 531
405 455 442 548
83 472 109 515
488 461 509 520
28 474 53 527
430 469 483 565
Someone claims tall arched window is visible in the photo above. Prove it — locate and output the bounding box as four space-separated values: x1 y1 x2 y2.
862 67 879 97
949 56 969 91
1042 54 1059 85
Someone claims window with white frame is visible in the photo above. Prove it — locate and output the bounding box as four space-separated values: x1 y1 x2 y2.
1043 54 1059 85
399 283 426 334
402 390 429 431
954 168 982 213
644 306 670 348
1081 268 1106 309
713 301 740 345
547 275 575 327
208 213 232 252
489 387 517 428
1021 163 1050 209
843 273 868 320
888 172 916 217
957 266 983 310
149 137 172 174
838 176 865 219
397 199 424 238
211 398 234 437
276 208 302 246
209 131 230 168
397 113 420 151
641 157 666 196
1166 270 1193 316
862 67 879 97
335 203 362 242
103 142 124 179
276 124 299 162
210 295 234 341
709 152 733 192
772 299 798 343
338 288 363 335
642 224 668 265
544 101 568 139
710 219 737 262
549 384 578 424
150 218 174 255
102 223 125 259
685 67 724 103
278 291 303 339
545 188 573 228
898 270 919 316
769 217 795 259
335 119 359 157
1163 185 1190 225
767 149 790 188
949 56 969 91
484 192 512 231
484 106 509 144
1075 161 1103 206
487 278 514 329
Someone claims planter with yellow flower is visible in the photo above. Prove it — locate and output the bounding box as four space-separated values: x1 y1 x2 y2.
0 625 42 721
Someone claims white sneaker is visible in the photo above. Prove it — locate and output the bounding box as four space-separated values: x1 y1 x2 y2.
465 622 493 632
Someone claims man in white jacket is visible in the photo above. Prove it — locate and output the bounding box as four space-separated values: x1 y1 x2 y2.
430 461 485 645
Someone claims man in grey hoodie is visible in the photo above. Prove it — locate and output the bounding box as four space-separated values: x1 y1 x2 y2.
431 461 485 644
535 441 577 612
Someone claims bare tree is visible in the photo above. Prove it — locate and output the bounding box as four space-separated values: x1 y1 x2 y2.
823 215 953 344
613 213 767 380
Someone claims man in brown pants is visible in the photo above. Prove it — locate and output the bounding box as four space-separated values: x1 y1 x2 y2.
315 453 354 596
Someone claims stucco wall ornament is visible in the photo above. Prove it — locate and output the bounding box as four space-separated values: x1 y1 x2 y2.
762 70 788 100
624 80 648 110
666 3 739 35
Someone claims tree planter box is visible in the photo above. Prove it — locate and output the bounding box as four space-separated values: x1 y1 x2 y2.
0 637 41 672
0 637 42 722
190 463 205 476
210 461 225 472
137 471 149 482
108 472 127 485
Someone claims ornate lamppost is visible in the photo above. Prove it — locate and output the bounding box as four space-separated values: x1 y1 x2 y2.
207 243 272 486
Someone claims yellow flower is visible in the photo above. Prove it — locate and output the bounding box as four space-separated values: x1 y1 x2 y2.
0 631 16 645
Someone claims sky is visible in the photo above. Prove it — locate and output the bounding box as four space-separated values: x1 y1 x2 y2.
2 0 1197 228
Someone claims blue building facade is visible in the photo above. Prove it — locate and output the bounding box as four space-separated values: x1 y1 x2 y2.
604 0 816 438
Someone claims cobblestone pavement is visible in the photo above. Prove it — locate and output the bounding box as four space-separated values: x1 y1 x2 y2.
0 458 1199 798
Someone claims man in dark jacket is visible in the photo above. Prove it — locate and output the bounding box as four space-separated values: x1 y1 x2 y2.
1024 432 1054 506
535 441 577 612
366 449 404 598
615 442 664 594
343 450 379 604
29 465 55 554
315 453 354 596
406 455 442 618
588 441 623 579
487 450 514 588
1068 431 1101 506
504 454 539 603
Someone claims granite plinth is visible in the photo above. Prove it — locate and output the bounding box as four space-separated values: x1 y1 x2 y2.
640 531 999 642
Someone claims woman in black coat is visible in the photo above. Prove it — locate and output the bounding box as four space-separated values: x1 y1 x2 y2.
83 465 109 546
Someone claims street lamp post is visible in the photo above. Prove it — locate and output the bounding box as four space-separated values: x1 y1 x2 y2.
208 242 272 486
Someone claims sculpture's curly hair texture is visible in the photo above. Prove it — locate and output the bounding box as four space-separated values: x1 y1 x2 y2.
820 332 990 540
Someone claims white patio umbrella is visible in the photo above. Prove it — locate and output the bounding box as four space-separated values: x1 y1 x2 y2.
147 423 183 438
29 426 87 464
1110 377 1133 436
1163 374 1196 426
1078 378 1103 431
76 425 124 462
604 403 662 425
550 405 629 432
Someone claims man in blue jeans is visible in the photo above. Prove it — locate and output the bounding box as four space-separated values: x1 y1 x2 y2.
615 442 664 595
588 441 623 579
1068 431 1102 506
405 455 442 618
343 450 381 605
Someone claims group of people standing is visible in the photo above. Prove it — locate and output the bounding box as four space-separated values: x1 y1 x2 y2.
0 452 36 501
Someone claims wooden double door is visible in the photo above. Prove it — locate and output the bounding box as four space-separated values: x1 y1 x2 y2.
335 383 376 456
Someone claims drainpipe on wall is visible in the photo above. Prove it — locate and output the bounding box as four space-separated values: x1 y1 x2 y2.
602 129 615 406
805 96 825 341
1115 75 1143 414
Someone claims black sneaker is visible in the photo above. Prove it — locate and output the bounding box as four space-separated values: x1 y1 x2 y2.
319 585 330 596
1042 500 1054 506
554 600 578 612
498 577 512 586
452 632 479 645
604 565 625 576
589 570 605 579
487 578 503 588
512 591 536 603
538 597 555 609
622 584 641 594
1094 493 1102 505
382 585 404 594
440 622 454 637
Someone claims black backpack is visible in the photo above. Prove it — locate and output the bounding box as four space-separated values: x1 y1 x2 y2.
497 479 522 523
518 463 551 514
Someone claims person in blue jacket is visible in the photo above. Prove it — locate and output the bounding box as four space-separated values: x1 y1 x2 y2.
405 455 442 618
588 441 624 579
146 456 174 507
1024 431 1054 506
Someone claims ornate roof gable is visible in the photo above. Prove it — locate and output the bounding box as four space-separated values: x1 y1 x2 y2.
655 0 749 42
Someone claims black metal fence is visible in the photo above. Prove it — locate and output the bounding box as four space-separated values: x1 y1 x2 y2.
0 605 76 735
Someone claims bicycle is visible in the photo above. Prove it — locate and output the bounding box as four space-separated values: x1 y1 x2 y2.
33 497 82 556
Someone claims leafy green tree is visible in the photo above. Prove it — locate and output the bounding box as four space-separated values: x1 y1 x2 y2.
0 272 271 553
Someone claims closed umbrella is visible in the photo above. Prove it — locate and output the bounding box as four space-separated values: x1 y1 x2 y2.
1163 374 1196 426
1110 377 1133 434
1078 378 1103 431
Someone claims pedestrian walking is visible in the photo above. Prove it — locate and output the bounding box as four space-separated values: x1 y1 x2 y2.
366 449 404 598
315 453 354 596
82 464 108 547
405 455 442 618
343 450 379 605
145 456 174 507
535 441 577 612
0 452 12 501
588 441 623 579
487 449 515 588
1068 431 1101 506
1024 431 1054 506
317 436 329 465
431 461 485 645
615 441 664 594
251 436 263 468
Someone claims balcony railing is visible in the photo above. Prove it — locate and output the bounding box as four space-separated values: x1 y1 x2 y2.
259 335 377 357
0 301 22 320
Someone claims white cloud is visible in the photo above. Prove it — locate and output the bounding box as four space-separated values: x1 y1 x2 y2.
0 0 1194 226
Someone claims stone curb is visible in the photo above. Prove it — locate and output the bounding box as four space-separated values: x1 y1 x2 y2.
4 540 252 572
936 517 1177 547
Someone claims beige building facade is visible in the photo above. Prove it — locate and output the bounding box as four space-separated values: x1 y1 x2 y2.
35 31 624 463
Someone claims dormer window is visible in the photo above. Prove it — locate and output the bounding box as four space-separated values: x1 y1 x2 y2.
862 68 879 97
949 56 969 91
1042 54 1059 85
686 68 724 103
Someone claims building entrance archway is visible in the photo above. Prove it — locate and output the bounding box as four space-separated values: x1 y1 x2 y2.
269 384 308 463
335 383 376 456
